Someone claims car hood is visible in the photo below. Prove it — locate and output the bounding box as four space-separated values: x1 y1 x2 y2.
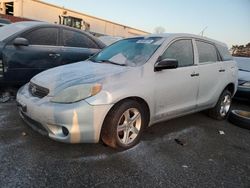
31 60 129 96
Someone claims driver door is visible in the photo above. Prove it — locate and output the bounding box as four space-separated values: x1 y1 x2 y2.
154 39 199 122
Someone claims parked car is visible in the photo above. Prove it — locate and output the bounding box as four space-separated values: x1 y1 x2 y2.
0 21 105 87
0 18 11 27
17 33 238 149
234 57 250 100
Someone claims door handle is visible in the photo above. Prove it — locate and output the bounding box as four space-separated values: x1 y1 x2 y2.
219 69 225 72
49 53 60 58
190 73 199 77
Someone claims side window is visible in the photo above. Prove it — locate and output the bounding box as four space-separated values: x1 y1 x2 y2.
161 39 194 67
62 29 98 48
196 41 219 63
22 28 58 46
216 44 233 61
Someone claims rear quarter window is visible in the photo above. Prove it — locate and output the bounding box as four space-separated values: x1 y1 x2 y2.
196 40 219 63
62 29 99 49
216 44 233 61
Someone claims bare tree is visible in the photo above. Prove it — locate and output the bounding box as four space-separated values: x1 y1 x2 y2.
154 26 166 34
231 43 250 57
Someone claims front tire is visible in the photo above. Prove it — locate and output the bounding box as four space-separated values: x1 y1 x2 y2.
208 90 232 120
101 100 148 150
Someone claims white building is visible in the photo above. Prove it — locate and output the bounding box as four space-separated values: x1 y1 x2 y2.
0 0 150 37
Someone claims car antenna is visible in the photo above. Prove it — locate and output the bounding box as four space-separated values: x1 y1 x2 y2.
199 26 208 36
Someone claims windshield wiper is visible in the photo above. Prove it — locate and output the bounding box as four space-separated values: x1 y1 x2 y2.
97 59 126 66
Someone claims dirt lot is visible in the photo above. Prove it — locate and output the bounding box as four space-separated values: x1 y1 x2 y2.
0 100 250 187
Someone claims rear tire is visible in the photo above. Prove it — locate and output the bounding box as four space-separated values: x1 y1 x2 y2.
101 100 148 150
208 90 232 120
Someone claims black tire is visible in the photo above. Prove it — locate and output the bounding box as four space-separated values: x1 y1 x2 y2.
208 90 232 120
101 99 148 150
228 110 250 130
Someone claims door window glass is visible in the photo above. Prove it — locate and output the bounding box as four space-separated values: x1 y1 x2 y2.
196 41 219 63
216 44 233 61
161 39 194 67
23 27 58 46
62 29 98 48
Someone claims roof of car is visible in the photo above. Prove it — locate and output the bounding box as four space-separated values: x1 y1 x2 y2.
143 33 228 47
0 18 11 24
10 21 81 28
0 21 105 47
8 21 85 32
8 21 47 28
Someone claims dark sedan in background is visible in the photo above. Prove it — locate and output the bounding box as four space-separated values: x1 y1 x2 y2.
234 57 250 100
0 21 105 87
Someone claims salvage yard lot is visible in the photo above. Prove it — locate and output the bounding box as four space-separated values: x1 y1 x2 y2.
0 100 250 187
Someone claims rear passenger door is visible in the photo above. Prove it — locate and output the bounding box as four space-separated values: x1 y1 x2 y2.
60 29 100 65
195 40 222 108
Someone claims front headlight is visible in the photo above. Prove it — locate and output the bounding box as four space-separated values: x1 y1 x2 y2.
240 81 250 88
50 83 102 103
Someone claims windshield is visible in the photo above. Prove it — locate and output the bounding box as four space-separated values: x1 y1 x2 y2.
90 37 164 67
0 22 41 41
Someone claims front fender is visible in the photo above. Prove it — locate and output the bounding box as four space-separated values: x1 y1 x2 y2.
85 89 151 106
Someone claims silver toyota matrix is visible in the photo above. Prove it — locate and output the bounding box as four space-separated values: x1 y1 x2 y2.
17 33 238 149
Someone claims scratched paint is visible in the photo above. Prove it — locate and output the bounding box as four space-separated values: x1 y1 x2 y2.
70 111 81 143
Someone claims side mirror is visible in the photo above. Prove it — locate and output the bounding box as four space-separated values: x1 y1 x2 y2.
154 58 178 71
13 38 29 46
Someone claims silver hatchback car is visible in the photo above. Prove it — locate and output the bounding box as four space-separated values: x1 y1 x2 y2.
17 33 238 149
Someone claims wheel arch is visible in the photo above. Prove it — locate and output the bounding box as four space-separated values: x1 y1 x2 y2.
99 96 151 147
102 96 151 130
126 96 151 124
224 83 235 95
214 83 235 107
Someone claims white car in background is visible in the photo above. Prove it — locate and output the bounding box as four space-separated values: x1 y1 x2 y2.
234 56 250 100
17 33 238 149
98 35 123 46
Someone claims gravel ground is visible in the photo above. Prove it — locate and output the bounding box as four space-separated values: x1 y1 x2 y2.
0 100 250 188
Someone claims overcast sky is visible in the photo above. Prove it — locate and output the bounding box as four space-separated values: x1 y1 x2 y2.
43 0 250 47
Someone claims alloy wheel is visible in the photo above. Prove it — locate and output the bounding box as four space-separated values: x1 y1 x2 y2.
220 94 231 117
116 108 142 145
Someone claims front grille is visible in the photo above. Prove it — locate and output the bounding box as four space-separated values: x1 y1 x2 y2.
29 82 49 98
0 60 3 78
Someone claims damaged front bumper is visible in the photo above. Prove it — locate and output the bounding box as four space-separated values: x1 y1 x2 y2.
16 84 112 143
